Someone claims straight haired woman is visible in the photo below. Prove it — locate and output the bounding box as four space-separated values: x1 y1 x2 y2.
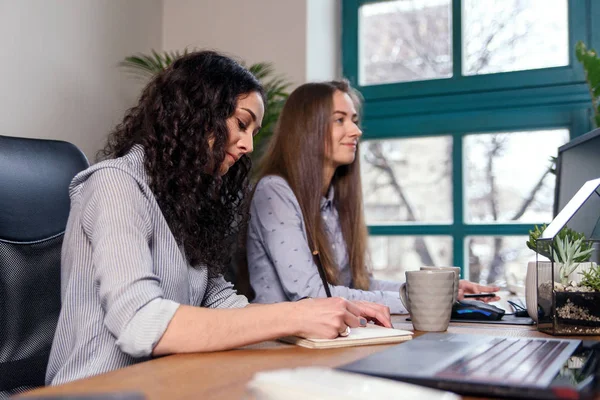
245 80 499 313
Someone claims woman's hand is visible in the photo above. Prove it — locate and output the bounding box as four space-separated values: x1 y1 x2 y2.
350 300 392 327
290 297 392 339
458 280 501 302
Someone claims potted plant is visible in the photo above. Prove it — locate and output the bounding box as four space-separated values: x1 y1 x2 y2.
527 224 600 335
527 224 594 285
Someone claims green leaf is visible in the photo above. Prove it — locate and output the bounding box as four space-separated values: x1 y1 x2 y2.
555 235 568 264
576 41 600 127
580 264 600 291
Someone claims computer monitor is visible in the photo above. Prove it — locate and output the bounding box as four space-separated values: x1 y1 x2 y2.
554 128 600 238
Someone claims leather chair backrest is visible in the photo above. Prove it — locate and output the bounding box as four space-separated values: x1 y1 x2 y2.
0 135 89 395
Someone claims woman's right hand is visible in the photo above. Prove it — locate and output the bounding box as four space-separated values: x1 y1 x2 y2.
288 297 391 339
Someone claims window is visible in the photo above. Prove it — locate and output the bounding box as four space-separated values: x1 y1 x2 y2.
359 0 452 85
463 129 568 224
358 0 570 86
370 235 453 281
462 0 569 76
343 0 596 285
361 136 452 224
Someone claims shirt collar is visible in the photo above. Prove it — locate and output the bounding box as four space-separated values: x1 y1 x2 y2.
125 144 149 183
320 185 335 211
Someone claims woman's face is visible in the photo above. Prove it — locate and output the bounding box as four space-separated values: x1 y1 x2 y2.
220 91 265 175
325 90 362 169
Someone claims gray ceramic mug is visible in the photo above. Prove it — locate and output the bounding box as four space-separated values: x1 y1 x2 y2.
420 266 460 303
400 270 456 332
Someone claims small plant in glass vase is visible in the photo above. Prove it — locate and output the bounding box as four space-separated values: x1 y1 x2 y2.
528 224 600 335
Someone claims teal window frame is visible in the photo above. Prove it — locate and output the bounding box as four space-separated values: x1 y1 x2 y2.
344 0 595 100
342 0 599 277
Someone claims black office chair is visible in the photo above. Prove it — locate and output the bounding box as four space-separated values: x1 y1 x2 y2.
0 135 89 396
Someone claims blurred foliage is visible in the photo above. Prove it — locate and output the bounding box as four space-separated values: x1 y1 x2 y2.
576 41 600 128
119 49 190 80
580 264 600 291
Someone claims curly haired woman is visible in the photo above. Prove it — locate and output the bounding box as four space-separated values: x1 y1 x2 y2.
46 51 391 385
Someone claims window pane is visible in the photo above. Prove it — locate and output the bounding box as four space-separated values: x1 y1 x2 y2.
464 129 569 223
359 0 452 86
463 0 569 76
370 235 453 281
361 137 453 224
467 236 534 290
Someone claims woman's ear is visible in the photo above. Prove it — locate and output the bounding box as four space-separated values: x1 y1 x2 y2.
207 133 216 150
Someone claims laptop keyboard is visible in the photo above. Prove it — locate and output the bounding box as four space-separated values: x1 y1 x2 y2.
435 337 569 385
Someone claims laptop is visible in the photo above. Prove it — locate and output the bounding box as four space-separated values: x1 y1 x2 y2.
338 333 599 399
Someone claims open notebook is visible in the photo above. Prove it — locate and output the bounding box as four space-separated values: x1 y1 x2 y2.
279 324 413 349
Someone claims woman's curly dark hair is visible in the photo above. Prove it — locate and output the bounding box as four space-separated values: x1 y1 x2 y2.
98 50 265 276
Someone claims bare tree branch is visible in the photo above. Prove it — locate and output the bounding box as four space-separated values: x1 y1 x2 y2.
362 0 541 284
511 168 551 221
364 143 435 266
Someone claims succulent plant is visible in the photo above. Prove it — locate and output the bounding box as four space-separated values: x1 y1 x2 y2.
580 264 600 291
555 235 595 285
527 224 594 285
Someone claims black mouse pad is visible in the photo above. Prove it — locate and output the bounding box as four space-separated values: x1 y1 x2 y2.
406 314 535 325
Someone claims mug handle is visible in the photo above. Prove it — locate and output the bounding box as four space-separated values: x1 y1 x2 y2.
452 271 458 304
399 283 411 313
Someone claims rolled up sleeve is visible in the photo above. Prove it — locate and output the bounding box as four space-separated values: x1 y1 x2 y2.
81 169 180 357
202 275 249 309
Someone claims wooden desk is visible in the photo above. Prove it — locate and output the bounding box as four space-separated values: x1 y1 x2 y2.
22 317 599 400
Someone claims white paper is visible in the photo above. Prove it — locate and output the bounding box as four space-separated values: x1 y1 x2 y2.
246 367 461 400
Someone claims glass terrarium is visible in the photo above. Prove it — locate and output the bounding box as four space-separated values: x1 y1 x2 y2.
536 178 600 335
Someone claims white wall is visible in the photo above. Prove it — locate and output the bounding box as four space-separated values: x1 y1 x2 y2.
163 0 339 86
0 0 339 160
0 0 163 161
306 0 340 82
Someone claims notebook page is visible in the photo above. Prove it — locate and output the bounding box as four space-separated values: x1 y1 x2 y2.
306 324 412 343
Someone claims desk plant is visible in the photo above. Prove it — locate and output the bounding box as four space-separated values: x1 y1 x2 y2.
580 265 600 291
527 224 594 286
527 224 600 334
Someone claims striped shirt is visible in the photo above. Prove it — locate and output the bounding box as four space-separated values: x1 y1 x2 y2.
247 175 407 314
46 146 248 385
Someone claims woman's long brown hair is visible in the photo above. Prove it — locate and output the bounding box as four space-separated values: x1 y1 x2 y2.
250 80 370 291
